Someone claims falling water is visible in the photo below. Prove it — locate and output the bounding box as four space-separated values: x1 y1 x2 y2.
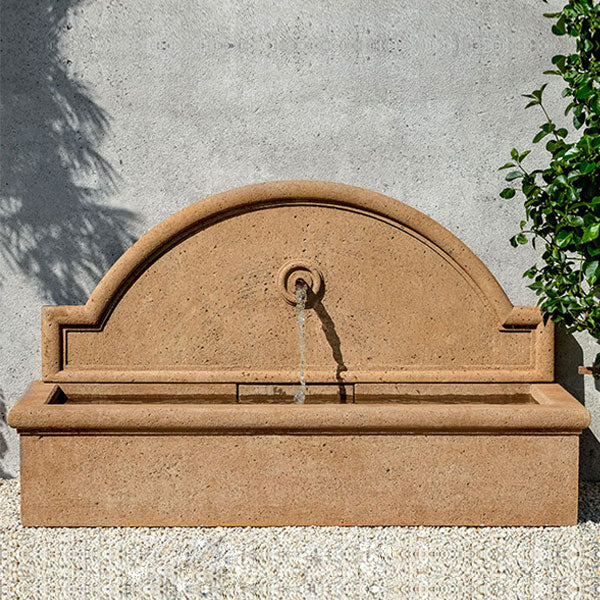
293 282 308 404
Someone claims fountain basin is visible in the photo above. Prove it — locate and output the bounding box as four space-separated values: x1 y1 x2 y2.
9 381 588 526
8 181 590 526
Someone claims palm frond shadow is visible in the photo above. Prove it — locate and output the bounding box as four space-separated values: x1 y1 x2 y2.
0 0 138 305
0 0 139 477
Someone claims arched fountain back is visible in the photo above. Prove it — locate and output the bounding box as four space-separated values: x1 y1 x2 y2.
42 180 552 384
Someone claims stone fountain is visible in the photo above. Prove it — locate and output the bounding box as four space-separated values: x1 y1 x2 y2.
9 181 589 526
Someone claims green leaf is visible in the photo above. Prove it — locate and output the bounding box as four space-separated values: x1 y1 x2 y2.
522 180 537 195
540 122 555 134
516 233 528 245
583 260 600 283
576 81 594 100
498 162 516 170
566 215 584 226
582 223 600 243
556 230 573 248
580 161 596 174
511 148 519 160
555 174 568 186
500 187 516 199
552 15 566 35
505 171 524 181
519 150 531 161
533 130 549 143
529 280 543 292
532 84 548 100
563 146 580 159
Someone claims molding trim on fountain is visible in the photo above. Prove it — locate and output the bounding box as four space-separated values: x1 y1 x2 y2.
40 180 553 383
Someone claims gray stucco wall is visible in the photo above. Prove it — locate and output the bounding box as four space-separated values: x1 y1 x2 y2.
1 0 599 479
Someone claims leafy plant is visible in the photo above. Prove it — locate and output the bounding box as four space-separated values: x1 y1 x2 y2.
501 0 600 345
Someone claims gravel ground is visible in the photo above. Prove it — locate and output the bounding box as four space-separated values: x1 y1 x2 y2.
1 479 599 599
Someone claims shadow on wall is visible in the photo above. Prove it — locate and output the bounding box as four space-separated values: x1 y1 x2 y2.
0 389 12 478
555 327 600 482
0 1 138 478
0 0 138 305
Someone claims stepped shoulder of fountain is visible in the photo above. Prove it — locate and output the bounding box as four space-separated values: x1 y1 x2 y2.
9 181 589 526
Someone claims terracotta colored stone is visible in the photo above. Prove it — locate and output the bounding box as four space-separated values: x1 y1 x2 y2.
8 181 590 526
17 430 581 527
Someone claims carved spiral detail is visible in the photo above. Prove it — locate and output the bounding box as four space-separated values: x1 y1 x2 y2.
277 259 323 305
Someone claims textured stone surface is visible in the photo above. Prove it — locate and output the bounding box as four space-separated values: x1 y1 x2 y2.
16 433 581 527
9 382 591 434
67 201 536 376
2 0 599 483
39 182 554 383
9 380 589 526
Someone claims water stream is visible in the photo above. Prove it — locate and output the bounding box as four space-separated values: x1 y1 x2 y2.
293 282 308 404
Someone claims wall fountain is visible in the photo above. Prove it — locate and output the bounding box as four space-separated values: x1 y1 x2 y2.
9 181 590 526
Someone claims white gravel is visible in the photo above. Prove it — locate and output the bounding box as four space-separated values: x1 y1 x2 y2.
1 479 599 599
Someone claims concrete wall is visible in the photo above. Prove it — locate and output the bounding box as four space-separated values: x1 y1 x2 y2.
2 0 599 479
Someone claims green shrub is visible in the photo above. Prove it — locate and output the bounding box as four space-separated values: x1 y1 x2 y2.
501 0 600 345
